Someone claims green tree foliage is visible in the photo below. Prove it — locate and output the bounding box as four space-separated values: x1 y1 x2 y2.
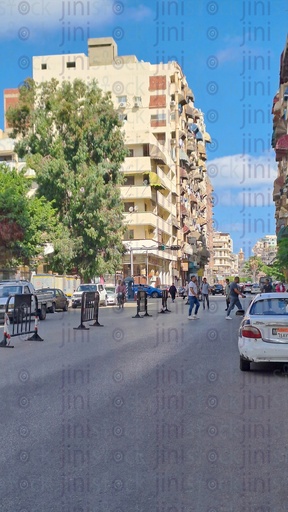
275 238 288 280
0 165 61 267
7 78 127 280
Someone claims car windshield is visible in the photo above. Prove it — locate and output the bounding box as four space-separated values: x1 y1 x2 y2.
77 285 97 292
250 298 288 315
0 286 22 297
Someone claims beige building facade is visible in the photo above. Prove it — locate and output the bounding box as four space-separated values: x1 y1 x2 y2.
211 232 234 282
252 235 277 265
32 37 212 285
272 37 288 243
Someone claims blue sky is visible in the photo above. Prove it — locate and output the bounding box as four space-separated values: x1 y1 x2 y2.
1 0 288 257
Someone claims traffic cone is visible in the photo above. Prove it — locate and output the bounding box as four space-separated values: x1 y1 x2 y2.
28 314 43 341
0 313 14 347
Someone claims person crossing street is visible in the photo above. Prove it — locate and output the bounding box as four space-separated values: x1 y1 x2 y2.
200 277 211 310
188 275 200 320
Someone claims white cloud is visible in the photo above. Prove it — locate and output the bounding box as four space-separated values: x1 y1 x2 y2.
207 153 277 190
0 0 115 37
127 3 152 21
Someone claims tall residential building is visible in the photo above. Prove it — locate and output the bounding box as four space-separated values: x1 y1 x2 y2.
212 232 233 281
29 37 212 284
252 235 277 265
272 36 288 242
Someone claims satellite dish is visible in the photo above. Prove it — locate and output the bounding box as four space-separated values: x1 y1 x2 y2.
143 179 148 186
129 206 134 212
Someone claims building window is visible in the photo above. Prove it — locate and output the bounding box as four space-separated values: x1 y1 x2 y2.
117 95 127 104
151 113 166 128
124 202 135 212
124 176 135 186
41 63 47 70
128 149 134 157
124 229 134 240
118 113 128 122
66 62 76 68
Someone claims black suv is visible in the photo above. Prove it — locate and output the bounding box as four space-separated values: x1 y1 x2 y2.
211 284 224 295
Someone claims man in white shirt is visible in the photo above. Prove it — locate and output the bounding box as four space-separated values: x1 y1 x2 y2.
188 275 200 320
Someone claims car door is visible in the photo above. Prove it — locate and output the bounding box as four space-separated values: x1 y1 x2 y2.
56 289 64 309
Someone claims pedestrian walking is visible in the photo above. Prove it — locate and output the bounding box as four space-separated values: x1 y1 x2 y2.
185 281 189 304
169 283 177 302
226 277 245 320
188 275 200 320
224 278 230 311
200 277 210 310
275 280 286 292
262 279 273 293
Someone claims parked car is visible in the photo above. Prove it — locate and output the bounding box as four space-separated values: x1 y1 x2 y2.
0 280 53 322
178 286 187 298
106 290 117 305
71 283 107 308
238 292 288 371
243 282 253 293
211 284 224 295
250 283 261 294
133 285 163 298
37 287 69 312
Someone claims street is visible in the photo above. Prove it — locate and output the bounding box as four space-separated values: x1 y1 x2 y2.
0 296 287 512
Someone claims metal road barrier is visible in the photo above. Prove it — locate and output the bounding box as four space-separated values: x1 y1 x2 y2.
0 294 43 348
74 291 103 330
132 290 152 318
159 289 171 314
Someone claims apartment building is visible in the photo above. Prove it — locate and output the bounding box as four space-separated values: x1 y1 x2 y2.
31 37 212 285
272 36 288 243
252 234 277 265
212 232 233 281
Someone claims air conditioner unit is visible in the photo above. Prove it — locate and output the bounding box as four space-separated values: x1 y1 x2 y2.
170 100 176 108
128 206 134 212
134 100 141 108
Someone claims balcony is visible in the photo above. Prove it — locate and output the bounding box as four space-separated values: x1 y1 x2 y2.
156 191 176 215
156 165 177 194
123 211 172 236
121 156 152 174
120 185 153 200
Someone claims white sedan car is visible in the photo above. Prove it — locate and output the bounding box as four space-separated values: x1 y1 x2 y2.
250 283 261 294
238 292 288 371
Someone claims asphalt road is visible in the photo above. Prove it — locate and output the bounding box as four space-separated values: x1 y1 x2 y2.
0 296 288 512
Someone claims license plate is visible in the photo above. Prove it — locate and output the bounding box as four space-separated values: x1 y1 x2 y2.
272 327 288 338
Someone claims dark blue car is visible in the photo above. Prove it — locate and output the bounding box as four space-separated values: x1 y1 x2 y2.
133 285 163 298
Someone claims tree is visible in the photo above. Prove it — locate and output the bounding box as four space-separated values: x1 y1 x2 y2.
275 238 288 281
7 78 127 280
242 256 265 282
0 165 63 267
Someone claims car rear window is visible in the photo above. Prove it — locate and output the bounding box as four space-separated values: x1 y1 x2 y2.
77 285 97 292
250 298 288 315
0 286 22 297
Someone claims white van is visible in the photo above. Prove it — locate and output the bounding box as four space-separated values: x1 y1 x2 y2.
71 283 107 308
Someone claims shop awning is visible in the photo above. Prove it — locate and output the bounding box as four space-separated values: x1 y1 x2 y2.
149 171 166 190
204 132 212 143
185 104 195 118
180 167 188 178
179 149 190 164
188 123 199 133
276 134 288 150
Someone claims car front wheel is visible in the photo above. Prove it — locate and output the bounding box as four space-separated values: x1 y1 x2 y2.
151 292 158 298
